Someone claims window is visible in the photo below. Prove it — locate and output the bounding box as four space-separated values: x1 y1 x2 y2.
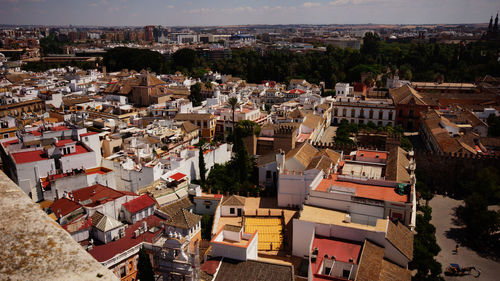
409 109 414 117
378 111 382 119
342 269 350 278
351 110 355 118
388 112 393 120
3 133 9 139
230 208 235 214
120 266 126 278
206 205 210 209
399 109 403 117
342 109 347 117
369 109 374 119
266 171 271 178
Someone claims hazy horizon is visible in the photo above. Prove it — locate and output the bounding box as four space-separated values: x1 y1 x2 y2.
0 0 498 27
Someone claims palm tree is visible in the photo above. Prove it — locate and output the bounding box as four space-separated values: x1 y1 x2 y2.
227 97 239 134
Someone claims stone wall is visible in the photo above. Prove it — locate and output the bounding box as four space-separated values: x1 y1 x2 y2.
414 150 500 197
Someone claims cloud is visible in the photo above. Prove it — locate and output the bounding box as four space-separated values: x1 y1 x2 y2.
302 2 321 8
329 0 388 5
187 7 216 14
221 6 256 13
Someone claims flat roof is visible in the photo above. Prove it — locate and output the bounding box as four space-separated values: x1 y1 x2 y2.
315 175 407 203
11 149 49 164
299 205 388 232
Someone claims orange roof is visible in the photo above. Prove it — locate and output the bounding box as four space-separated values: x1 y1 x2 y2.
356 150 388 160
315 175 407 203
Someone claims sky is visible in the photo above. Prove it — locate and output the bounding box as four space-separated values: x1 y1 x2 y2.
0 0 499 26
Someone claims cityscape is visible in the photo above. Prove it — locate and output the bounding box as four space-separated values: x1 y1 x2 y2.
0 1 499 281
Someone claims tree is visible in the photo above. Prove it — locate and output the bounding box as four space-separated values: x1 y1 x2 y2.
189 82 203 107
198 142 207 184
227 97 239 134
201 214 214 240
409 206 444 281
487 114 500 137
137 246 154 281
457 193 500 239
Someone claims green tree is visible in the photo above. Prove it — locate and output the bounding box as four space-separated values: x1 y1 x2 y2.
198 142 207 184
227 97 239 134
189 82 204 107
137 246 154 281
410 206 444 281
487 114 500 137
201 214 214 240
457 193 500 239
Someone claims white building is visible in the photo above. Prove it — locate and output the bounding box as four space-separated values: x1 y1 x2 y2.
331 95 396 126
210 224 258 261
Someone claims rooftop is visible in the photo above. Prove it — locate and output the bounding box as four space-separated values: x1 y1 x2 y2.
11 149 49 164
122 194 156 214
299 205 388 232
71 184 135 207
311 236 362 279
88 214 164 263
314 175 408 203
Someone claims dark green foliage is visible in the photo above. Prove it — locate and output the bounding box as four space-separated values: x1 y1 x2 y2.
206 121 260 195
103 47 168 73
334 119 357 145
137 246 154 281
201 214 214 240
102 39 500 87
198 142 207 184
39 34 66 55
189 82 204 107
400 135 413 152
487 114 500 137
457 193 500 239
410 206 444 281
457 167 500 238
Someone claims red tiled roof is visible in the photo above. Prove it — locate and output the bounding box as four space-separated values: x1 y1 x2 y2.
55 139 76 147
122 194 156 214
80 132 98 137
71 184 135 207
50 198 82 218
311 236 362 279
170 172 187 181
11 149 49 164
315 175 407 203
88 215 163 262
201 258 221 275
356 150 388 160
